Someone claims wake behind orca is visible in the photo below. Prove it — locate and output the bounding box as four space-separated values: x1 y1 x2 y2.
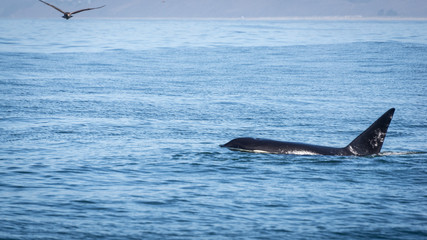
221 108 395 156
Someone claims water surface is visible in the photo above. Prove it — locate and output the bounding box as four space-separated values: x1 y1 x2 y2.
1 19 426 239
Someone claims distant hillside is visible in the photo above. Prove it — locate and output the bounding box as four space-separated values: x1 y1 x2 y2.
1 0 426 18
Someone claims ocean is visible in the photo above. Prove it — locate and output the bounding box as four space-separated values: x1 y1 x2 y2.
0 19 426 239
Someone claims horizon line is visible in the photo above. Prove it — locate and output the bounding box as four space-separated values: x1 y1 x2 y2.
2 16 427 21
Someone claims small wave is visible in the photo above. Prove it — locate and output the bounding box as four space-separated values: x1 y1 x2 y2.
378 151 427 156
72 200 97 204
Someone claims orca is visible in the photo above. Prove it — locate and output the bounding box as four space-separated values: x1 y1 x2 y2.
221 108 395 156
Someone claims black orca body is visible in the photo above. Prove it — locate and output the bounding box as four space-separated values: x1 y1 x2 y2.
221 108 395 156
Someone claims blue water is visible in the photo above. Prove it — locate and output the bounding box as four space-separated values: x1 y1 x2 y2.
1 19 427 239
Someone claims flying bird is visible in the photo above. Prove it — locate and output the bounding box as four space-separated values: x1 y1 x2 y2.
39 0 105 20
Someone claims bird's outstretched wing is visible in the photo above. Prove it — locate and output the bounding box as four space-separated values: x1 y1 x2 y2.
71 5 106 15
39 0 65 14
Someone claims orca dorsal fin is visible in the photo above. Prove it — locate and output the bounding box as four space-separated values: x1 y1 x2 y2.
345 108 395 156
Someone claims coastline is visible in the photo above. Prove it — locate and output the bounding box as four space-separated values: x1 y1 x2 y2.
2 16 427 21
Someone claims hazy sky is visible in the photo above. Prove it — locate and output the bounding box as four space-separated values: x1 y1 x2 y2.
1 0 426 18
